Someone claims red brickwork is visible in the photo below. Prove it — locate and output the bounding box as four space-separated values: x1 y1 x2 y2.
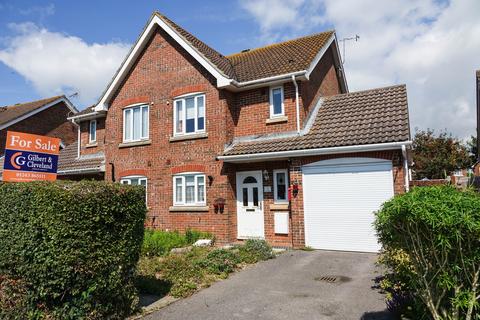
79 118 105 155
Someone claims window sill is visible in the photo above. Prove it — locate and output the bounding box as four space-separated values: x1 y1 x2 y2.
169 132 208 142
85 142 98 148
169 206 209 212
266 116 288 124
118 139 152 148
270 203 289 210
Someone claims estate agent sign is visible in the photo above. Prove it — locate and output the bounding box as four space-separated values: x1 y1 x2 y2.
3 131 60 182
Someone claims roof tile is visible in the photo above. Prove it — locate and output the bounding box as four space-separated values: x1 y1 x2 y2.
223 85 410 156
0 96 64 127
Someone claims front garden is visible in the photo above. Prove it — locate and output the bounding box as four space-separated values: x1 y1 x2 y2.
0 181 276 319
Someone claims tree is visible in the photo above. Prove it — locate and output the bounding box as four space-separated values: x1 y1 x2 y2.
412 129 472 179
466 135 478 164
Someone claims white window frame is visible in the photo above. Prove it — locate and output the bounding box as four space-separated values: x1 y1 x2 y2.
120 175 148 204
173 172 206 206
89 119 97 143
123 103 149 142
269 86 285 118
173 92 206 136
273 169 288 203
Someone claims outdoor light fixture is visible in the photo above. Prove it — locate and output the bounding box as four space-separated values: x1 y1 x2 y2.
262 170 269 181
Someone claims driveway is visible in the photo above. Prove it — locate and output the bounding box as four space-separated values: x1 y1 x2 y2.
144 250 392 320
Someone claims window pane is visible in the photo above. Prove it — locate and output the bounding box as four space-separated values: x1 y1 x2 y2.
140 179 147 187
197 176 205 202
276 172 287 200
142 106 148 138
185 176 195 203
197 96 205 131
253 187 259 207
121 180 129 185
130 178 139 185
185 97 195 133
272 88 283 115
133 107 141 140
90 121 96 142
175 177 183 203
124 109 132 140
175 100 183 134
243 176 257 184
242 188 248 207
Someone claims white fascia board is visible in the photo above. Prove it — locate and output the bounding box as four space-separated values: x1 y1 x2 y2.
94 15 232 112
225 71 307 91
68 111 106 122
331 34 349 93
0 97 77 131
57 167 104 175
217 141 413 163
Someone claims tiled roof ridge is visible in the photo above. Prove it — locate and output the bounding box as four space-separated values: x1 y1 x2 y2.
226 30 335 59
324 84 406 100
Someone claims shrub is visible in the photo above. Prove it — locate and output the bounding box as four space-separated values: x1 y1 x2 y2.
196 249 241 276
375 186 480 320
142 229 214 257
238 239 274 264
0 275 29 319
0 181 146 319
185 229 214 244
142 230 187 256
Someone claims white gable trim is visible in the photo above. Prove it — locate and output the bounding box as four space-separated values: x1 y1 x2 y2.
0 97 78 131
94 15 233 111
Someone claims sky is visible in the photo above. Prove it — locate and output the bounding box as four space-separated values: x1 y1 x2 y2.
0 0 478 139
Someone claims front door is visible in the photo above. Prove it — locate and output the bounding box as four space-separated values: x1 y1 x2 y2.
236 171 264 239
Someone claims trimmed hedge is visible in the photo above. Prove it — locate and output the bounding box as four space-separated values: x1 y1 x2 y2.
0 181 146 319
375 186 480 320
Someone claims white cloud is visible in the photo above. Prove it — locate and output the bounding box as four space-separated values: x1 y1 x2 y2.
240 0 480 139
0 23 130 106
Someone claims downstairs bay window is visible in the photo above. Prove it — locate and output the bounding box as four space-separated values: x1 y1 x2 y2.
173 173 206 206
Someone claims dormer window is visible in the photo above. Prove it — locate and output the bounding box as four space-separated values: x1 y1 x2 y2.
270 86 284 118
174 93 205 136
89 120 97 143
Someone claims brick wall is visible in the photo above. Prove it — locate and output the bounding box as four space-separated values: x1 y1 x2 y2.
79 117 106 155
0 102 76 154
101 26 236 243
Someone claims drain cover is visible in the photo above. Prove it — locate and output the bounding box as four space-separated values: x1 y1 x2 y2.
314 275 351 283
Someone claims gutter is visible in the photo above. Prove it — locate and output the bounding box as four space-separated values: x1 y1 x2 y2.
292 75 300 133
57 166 105 175
217 141 413 163
228 71 307 89
402 145 410 192
68 111 105 122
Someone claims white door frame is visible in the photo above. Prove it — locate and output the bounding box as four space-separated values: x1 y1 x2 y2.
236 170 264 239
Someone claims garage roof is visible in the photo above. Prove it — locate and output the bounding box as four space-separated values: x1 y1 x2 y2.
223 85 410 156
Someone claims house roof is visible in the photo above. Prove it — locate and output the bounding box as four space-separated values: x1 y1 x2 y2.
57 141 105 174
94 12 344 111
223 85 410 156
74 105 96 117
226 31 334 82
157 13 335 83
0 96 75 128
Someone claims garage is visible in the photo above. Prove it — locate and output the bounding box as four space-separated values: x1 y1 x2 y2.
302 157 394 253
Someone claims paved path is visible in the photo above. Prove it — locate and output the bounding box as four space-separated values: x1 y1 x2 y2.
145 250 393 320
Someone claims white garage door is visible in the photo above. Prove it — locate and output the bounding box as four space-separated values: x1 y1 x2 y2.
302 157 394 253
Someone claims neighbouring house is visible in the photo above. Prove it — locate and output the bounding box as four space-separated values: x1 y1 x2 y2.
65 12 411 252
0 95 78 180
57 106 106 180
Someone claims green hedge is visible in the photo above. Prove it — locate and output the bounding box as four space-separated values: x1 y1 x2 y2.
0 181 146 319
375 186 480 320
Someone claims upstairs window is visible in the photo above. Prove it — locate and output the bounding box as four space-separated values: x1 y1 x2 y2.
173 173 206 206
123 104 149 142
270 86 284 118
174 93 205 135
273 169 288 203
89 120 97 143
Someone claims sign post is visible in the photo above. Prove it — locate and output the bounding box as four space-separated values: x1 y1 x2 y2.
2 131 60 182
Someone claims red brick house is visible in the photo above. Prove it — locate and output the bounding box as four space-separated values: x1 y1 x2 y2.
0 95 78 180
65 12 411 252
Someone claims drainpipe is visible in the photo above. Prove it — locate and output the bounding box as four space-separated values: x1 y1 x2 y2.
401 145 409 192
292 75 300 133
